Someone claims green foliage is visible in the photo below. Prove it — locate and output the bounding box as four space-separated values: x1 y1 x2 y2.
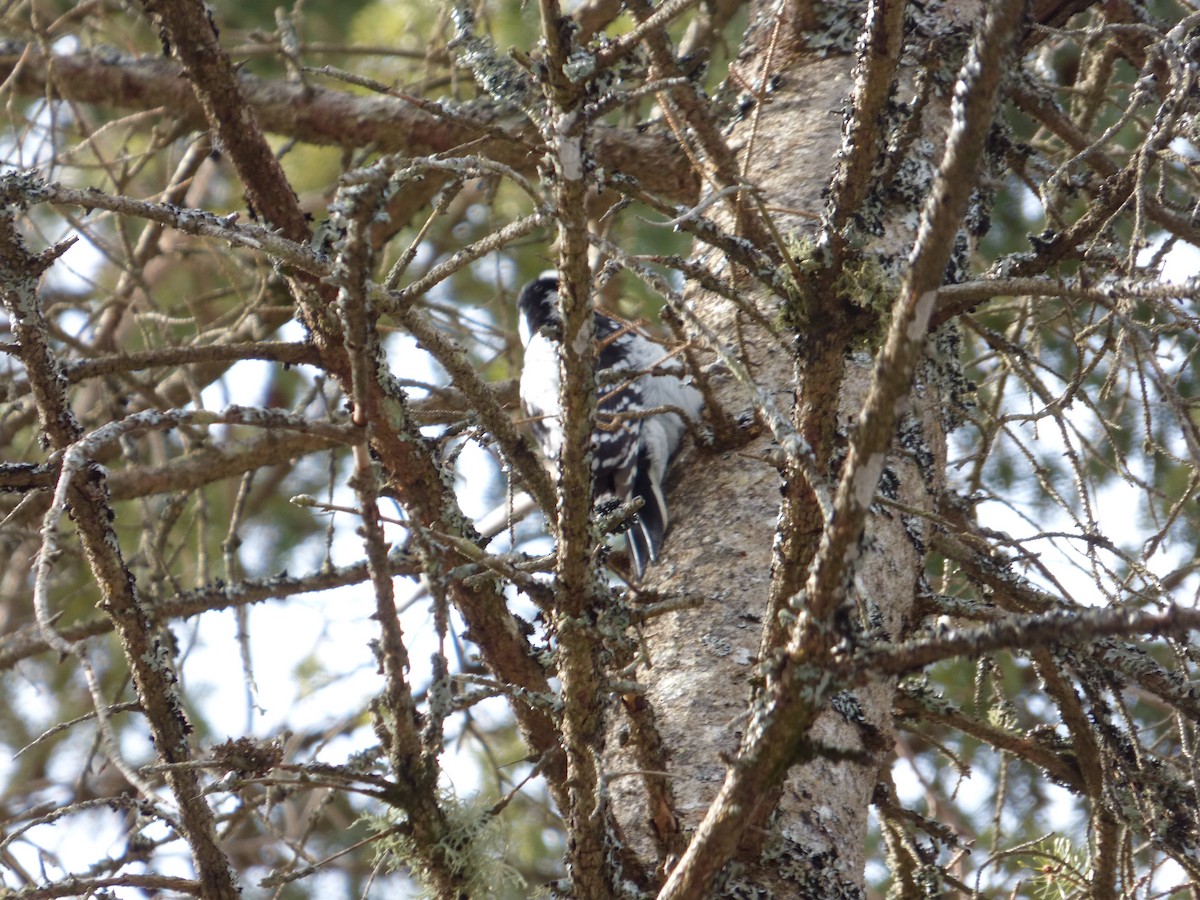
1022 835 1090 900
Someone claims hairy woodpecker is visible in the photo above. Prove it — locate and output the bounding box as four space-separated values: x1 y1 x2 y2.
516 272 704 578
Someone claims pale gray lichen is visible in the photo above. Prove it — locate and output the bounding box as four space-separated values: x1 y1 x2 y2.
702 632 734 657
802 1 868 58
563 47 596 83
446 3 540 112
830 690 864 724
0 167 54 211
364 793 527 899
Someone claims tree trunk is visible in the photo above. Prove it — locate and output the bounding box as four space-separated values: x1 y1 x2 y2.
607 1 987 892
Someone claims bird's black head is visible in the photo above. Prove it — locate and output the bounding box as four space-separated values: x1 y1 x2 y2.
516 272 560 347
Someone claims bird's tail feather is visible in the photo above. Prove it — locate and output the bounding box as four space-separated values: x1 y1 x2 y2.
628 463 668 579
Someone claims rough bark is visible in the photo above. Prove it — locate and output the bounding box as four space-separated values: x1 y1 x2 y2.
606 1 993 893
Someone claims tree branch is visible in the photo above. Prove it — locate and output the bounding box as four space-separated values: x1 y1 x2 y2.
0 552 418 672
865 604 1200 676
1 171 242 899
0 43 698 203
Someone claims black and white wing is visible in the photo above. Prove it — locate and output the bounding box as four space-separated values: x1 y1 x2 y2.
516 273 703 578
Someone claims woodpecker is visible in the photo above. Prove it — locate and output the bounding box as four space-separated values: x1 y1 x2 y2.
516 272 703 578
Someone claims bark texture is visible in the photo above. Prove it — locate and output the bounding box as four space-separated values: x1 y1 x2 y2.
606 2 980 892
